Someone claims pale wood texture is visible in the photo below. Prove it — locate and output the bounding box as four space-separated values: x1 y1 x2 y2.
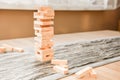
60 61 120 80
0 30 120 80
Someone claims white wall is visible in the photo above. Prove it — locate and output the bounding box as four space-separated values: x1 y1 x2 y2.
0 0 119 10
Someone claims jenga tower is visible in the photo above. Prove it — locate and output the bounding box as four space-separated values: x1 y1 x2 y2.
33 6 55 62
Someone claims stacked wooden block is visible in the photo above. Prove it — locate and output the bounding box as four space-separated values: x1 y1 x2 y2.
33 6 55 62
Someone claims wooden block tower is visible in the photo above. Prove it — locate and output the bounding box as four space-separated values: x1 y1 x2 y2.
33 6 55 62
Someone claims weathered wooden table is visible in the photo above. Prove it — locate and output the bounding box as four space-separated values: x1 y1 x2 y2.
0 30 120 80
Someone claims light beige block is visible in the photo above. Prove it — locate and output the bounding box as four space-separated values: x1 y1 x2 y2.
34 20 54 26
13 47 24 53
75 67 92 78
34 33 53 41
90 70 97 79
34 26 54 32
37 6 55 17
35 40 53 49
34 12 54 20
0 47 6 53
34 28 54 36
2 44 13 52
53 65 69 75
34 11 54 17
35 49 54 62
51 59 68 65
34 24 52 28
59 65 69 69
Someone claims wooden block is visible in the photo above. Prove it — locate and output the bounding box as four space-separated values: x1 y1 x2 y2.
90 70 97 79
34 10 54 17
75 67 92 78
0 47 6 53
51 59 68 65
34 35 53 42
38 10 54 17
36 48 54 55
34 15 54 20
79 73 91 80
35 31 54 38
34 20 54 26
38 6 53 11
2 44 13 52
37 6 55 17
34 12 54 20
34 26 54 32
58 74 92 80
36 18 52 22
34 28 54 36
34 33 53 40
35 49 54 62
35 40 53 49
59 65 69 69
53 65 69 75
13 47 24 53
34 24 52 28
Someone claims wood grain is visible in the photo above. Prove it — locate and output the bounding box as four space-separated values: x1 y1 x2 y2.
0 30 120 80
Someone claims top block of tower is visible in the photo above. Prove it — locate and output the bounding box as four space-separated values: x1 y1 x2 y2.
37 6 55 17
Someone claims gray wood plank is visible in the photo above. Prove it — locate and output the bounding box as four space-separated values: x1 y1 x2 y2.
0 30 120 80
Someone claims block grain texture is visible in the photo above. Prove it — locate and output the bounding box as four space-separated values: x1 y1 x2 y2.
0 30 120 80
0 47 6 53
75 67 92 78
53 65 69 75
51 59 68 65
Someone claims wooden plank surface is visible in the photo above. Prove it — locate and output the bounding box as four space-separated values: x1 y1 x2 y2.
0 30 120 80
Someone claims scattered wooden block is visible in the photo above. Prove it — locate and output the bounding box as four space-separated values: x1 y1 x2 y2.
0 47 6 53
79 73 91 80
13 47 24 53
90 70 97 79
64 69 97 80
53 65 69 75
51 59 68 65
2 44 13 52
75 67 92 78
35 49 54 62
59 65 69 69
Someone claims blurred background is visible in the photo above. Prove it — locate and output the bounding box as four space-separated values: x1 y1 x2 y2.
0 0 120 40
